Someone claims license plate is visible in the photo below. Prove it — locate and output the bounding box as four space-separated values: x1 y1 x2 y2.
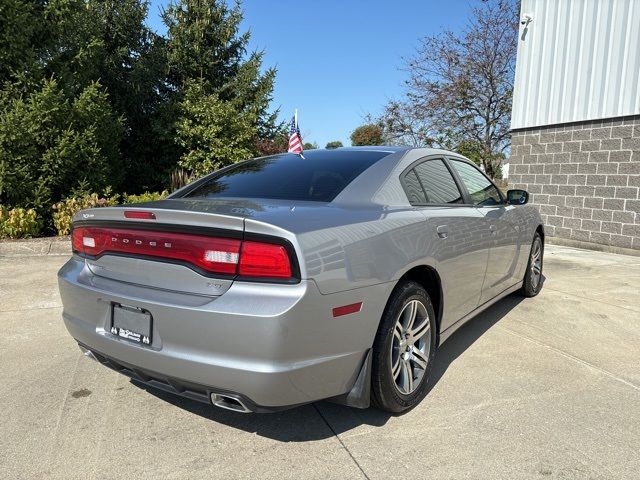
111 304 152 345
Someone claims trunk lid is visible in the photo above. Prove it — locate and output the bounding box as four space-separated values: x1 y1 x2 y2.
73 204 246 296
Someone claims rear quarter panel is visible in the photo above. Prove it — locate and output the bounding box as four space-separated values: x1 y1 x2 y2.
290 207 434 294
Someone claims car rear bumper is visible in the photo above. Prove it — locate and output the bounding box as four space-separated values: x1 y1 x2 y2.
58 257 391 409
76 343 300 412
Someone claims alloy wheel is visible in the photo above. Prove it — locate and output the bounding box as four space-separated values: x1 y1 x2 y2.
530 237 542 289
390 299 431 395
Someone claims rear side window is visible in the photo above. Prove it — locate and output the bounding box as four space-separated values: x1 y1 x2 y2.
403 169 427 204
183 150 389 202
414 160 463 204
402 159 463 205
449 160 503 206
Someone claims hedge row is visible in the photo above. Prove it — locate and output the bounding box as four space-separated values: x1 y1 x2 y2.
1 190 168 239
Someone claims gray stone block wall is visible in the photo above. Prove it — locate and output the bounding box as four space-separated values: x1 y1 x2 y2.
508 115 640 251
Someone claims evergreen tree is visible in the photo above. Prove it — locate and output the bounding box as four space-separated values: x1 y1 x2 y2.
175 80 256 177
0 0 283 230
162 0 281 175
43 0 166 192
0 0 47 84
0 80 122 223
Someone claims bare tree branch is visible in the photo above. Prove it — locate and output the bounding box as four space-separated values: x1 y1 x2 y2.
379 0 518 177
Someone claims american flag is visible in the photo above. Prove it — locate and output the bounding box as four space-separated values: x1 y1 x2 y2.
288 113 303 154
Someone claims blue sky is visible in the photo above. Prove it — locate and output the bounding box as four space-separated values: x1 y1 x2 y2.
147 1 473 147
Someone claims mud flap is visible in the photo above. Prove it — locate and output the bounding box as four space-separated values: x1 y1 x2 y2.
327 349 371 409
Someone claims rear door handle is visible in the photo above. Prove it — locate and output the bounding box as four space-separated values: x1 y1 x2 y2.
436 225 449 239
489 224 497 235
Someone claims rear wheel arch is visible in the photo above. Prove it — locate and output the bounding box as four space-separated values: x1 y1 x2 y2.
370 277 438 412
395 265 443 342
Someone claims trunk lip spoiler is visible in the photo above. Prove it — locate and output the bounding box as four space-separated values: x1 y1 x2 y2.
73 219 243 239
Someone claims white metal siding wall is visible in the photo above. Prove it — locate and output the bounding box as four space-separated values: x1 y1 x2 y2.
512 0 640 130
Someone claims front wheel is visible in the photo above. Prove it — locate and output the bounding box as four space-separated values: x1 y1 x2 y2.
371 281 437 413
520 232 544 297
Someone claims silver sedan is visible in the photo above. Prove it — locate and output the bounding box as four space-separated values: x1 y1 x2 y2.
58 147 544 413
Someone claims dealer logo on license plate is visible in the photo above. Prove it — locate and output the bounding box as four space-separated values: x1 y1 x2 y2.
111 326 150 344
111 304 153 345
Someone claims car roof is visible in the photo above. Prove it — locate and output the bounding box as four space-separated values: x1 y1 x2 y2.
322 146 410 153
331 146 473 205
314 145 468 161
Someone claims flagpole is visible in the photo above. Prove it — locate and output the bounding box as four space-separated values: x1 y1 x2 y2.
294 109 298 128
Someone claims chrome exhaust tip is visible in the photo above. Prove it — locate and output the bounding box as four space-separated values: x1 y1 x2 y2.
211 393 252 413
78 345 98 362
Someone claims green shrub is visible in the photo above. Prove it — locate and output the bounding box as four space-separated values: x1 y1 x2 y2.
0 206 41 239
52 192 119 236
51 189 168 236
0 79 123 226
122 190 169 204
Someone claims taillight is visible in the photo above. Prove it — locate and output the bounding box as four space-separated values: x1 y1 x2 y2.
239 241 292 278
72 227 294 280
72 227 240 275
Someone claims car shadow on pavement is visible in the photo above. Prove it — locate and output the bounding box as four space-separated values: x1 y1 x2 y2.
135 290 528 442
424 292 526 397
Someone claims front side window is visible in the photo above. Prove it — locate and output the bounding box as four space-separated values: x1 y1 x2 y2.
450 160 503 206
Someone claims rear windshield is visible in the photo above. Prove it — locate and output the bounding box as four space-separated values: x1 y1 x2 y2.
182 150 390 202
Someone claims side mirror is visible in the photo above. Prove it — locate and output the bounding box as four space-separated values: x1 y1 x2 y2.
507 189 529 205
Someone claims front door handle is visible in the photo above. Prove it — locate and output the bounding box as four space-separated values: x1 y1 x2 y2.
436 225 449 239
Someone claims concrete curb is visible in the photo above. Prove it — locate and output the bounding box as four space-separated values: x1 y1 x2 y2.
0 236 71 257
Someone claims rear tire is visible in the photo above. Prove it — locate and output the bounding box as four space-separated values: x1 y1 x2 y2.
520 232 544 297
371 281 437 413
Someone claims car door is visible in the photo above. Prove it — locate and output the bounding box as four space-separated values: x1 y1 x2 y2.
402 157 490 331
447 158 521 304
